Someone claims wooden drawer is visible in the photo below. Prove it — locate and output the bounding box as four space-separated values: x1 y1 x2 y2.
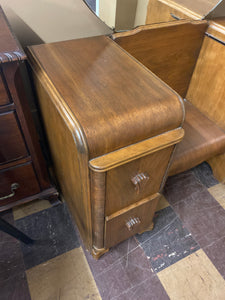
105 147 173 215
0 111 28 164
0 70 10 106
105 194 159 248
0 162 40 207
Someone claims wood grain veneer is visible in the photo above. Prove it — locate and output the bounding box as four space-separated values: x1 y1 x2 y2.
105 193 160 248
185 31 225 182
0 111 28 164
169 101 225 176
112 20 207 98
145 0 224 25
27 34 184 258
146 0 198 24
27 35 184 159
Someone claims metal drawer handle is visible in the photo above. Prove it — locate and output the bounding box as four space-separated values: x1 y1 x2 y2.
131 172 149 194
0 183 20 200
126 217 141 231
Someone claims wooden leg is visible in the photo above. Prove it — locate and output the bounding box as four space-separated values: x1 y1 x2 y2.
138 221 154 235
207 153 225 183
91 246 109 260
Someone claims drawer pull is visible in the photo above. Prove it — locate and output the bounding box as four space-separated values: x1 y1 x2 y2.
131 173 149 194
126 217 141 231
0 183 19 200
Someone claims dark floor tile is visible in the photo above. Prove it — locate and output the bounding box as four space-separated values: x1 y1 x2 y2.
15 203 79 269
0 240 25 281
84 236 139 277
94 245 168 300
164 170 205 205
136 206 199 272
0 210 27 282
204 236 225 279
114 277 169 300
0 210 15 243
0 272 31 300
172 189 225 248
192 162 219 188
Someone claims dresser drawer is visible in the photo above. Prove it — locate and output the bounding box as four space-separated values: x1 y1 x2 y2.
0 111 28 164
105 194 159 248
105 147 173 215
0 162 40 207
0 70 10 106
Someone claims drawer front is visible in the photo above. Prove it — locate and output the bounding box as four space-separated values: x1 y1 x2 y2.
0 111 28 164
105 194 159 248
0 162 40 207
105 147 173 215
0 70 10 106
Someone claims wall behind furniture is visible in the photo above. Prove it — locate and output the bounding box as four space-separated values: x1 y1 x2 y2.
0 0 112 47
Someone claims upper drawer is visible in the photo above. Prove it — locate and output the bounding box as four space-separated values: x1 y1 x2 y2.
0 70 10 106
0 111 28 164
105 146 173 215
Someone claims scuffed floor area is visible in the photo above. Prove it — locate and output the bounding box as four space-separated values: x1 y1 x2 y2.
1 162 225 299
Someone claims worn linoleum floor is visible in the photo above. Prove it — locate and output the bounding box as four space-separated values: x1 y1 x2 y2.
1 162 225 300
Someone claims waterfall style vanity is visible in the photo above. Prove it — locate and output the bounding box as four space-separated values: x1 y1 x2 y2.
27 18 225 258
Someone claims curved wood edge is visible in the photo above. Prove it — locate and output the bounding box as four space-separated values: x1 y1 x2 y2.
89 128 184 172
111 19 207 40
207 22 225 43
26 47 93 249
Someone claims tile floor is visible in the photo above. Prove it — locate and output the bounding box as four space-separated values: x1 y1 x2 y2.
1 162 225 300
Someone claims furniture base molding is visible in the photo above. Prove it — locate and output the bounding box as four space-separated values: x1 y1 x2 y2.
138 222 154 234
91 246 109 260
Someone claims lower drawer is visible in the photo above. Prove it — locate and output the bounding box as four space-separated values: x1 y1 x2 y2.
0 162 40 207
104 193 160 248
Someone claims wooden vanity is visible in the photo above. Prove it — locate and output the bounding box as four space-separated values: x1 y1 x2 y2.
27 18 225 258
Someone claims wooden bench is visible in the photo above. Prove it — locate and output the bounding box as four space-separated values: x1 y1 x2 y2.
112 19 225 183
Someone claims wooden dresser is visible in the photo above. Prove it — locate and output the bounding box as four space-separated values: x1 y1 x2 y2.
27 36 184 258
0 7 58 211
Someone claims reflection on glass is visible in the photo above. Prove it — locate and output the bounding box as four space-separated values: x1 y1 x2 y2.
84 0 149 31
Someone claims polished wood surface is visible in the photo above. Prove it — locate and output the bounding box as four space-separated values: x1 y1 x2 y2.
146 0 224 24
28 71 92 250
27 34 184 258
112 21 207 98
187 37 225 131
28 35 183 159
0 111 28 164
207 18 225 41
0 6 57 210
105 194 159 248
89 128 184 172
146 0 196 24
91 171 106 251
0 72 10 106
106 147 173 215
186 33 225 182
169 101 225 175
